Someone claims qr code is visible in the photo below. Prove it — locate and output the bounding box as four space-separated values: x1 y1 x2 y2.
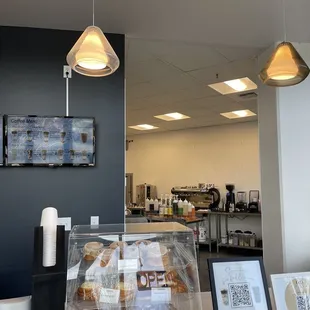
296 295 310 310
228 283 253 308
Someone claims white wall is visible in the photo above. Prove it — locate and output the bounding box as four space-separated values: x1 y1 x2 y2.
278 43 310 272
126 121 262 237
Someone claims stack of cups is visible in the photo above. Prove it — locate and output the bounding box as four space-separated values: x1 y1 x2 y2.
40 207 58 267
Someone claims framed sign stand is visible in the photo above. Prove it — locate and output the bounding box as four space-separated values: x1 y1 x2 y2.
208 257 272 310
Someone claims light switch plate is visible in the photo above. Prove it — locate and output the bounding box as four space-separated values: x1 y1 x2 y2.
91 216 99 226
58 217 72 231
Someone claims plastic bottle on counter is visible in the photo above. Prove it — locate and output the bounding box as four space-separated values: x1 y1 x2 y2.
192 204 196 218
159 194 164 216
145 198 150 212
159 203 164 216
168 205 173 217
169 195 173 208
178 199 183 216
149 198 154 212
187 203 192 218
154 198 159 212
164 195 169 217
173 196 178 215
164 206 168 217
183 199 189 216
160 194 164 207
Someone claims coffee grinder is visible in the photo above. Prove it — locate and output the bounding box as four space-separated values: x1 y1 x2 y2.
225 184 235 212
248 190 260 213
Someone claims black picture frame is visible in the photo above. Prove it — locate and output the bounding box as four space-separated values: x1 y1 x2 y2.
4 114 96 167
208 257 272 310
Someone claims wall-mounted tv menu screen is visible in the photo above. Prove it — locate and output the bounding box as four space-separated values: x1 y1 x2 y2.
5 115 95 166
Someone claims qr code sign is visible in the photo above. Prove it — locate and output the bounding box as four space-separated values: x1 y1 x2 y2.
228 283 253 308
296 295 310 310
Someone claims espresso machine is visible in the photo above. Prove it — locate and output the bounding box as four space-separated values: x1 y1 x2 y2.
248 190 260 213
225 184 235 212
235 191 248 212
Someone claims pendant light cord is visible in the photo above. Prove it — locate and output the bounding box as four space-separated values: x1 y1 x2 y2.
92 0 95 26
282 0 287 42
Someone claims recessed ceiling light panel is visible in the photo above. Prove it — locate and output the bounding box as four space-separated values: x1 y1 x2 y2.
220 109 256 119
208 77 257 95
128 124 158 131
154 112 190 121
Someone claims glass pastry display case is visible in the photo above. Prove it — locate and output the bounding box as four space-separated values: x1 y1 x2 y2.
66 222 202 310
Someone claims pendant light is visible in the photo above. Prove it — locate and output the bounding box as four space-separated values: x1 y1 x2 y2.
66 0 120 77
259 0 309 87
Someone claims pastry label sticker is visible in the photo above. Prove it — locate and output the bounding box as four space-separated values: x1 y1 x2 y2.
99 288 120 304
151 287 171 302
67 261 81 280
118 259 138 272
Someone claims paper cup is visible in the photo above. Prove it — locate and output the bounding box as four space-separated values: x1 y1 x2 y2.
40 207 58 227
40 207 58 267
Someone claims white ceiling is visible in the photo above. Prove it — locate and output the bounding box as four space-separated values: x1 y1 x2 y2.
2 0 309 134
1 0 310 47
126 38 260 135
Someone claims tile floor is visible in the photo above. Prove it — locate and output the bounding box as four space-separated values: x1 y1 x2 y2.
198 247 263 292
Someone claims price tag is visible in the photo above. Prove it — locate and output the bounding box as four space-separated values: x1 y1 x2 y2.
151 287 171 302
118 259 138 272
99 288 120 304
67 261 81 280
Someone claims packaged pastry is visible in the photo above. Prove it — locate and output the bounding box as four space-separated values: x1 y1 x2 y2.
100 248 115 267
135 239 152 246
165 269 178 283
109 241 127 257
77 281 101 301
109 241 128 250
185 262 197 282
123 244 140 259
146 243 169 268
83 242 104 261
164 279 188 295
115 282 136 302
172 280 188 294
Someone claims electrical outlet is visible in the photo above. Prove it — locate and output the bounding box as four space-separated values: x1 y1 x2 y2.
63 65 72 78
91 216 99 226
58 217 72 231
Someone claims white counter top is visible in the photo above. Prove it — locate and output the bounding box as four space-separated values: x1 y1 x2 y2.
0 291 275 310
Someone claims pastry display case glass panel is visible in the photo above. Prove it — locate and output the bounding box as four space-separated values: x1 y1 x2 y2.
66 223 202 310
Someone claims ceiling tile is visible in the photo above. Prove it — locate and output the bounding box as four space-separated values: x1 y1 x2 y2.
146 41 229 72
142 83 218 107
209 102 246 113
126 39 156 64
126 58 181 82
127 81 160 100
177 108 218 119
188 58 257 85
215 46 262 62
238 100 258 114
167 95 235 110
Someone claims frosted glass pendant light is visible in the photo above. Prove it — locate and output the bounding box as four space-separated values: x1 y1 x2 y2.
259 0 309 86
66 0 119 77
259 42 309 86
